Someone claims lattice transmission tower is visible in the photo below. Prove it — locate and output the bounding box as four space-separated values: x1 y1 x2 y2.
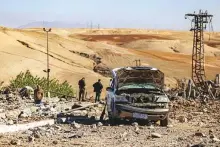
185 10 213 90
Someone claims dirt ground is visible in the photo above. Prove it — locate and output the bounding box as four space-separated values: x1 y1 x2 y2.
0 97 220 147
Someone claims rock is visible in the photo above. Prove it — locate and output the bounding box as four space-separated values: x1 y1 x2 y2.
123 138 128 141
178 116 188 123
7 119 14 125
68 133 83 139
148 125 155 129
187 114 193 120
167 125 173 128
24 130 33 135
191 112 203 116
195 132 206 137
198 122 204 127
71 121 81 129
203 108 208 113
50 107 56 112
60 98 66 102
81 110 88 116
53 140 58 144
135 127 139 132
210 134 216 139
28 136 35 142
64 108 70 111
190 143 205 147
91 124 97 129
97 122 103 127
19 112 29 118
178 137 184 141
6 110 20 119
54 125 62 131
0 113 6 119
151 133 162 138
71 110 83 116
132 122 138 127
120 132 128 138
0 109 4 113
7 93 14 98
212 137 220 142
33 132 41 138
98 104 103 108
10 139 20 145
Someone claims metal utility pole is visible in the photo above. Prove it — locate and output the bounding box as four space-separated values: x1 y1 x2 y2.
43 28 52 97
185 10 213 90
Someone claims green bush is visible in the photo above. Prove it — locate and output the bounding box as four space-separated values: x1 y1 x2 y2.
10 70 76 97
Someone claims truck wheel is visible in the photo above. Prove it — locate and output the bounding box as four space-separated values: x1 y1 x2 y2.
108 112 115 126
160 115 168 127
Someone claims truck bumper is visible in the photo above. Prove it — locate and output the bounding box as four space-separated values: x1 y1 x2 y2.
115 104 169 120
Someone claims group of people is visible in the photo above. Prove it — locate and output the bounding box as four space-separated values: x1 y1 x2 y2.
18 78 103 104
78 77 103 103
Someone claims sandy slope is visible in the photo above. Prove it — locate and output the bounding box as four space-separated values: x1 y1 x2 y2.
0 27 220 97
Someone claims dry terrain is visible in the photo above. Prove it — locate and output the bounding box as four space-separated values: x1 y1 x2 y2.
0 27 220 146
0 94 220 147
1 27 220 95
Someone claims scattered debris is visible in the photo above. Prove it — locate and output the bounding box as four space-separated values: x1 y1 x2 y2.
97 122 103 127
151 133 162 138
71 121 81 129
178 116 188 123
10 139 20 145
195 132 206 137
53 140 58 144
132 122 138 127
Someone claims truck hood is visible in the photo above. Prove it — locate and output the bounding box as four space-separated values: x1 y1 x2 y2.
114 67 164 89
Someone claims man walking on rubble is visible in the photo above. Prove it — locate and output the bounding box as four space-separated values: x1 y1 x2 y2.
34 85 44 104
93 79 103 103
78 77 86 101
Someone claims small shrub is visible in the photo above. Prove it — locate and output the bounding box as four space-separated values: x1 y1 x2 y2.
10 70 76 97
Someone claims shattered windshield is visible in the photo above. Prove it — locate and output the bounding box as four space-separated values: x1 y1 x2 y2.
118 83 160 91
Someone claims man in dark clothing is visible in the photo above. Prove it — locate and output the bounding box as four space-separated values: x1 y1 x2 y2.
78 77 86 101
93 79 103 103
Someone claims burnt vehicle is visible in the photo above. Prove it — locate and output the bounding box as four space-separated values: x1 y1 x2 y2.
106 66 170 126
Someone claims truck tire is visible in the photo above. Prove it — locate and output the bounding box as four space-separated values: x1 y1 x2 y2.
108 112 120 126
160 115 168 127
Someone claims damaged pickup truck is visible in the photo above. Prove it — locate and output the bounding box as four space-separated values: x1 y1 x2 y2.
106 66 170 126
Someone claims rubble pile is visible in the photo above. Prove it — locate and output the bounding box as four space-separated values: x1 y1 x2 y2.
169 97 220 125
166 78 220 100
0 80 219 146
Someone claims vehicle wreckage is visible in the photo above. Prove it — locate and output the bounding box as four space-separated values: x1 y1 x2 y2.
106 66 170 126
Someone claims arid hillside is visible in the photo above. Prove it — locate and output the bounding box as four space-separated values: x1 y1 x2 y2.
0 27 220 95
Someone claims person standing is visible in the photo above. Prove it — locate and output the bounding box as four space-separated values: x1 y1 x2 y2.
78 77 86 101
34 85 44 104
93 79 103 103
